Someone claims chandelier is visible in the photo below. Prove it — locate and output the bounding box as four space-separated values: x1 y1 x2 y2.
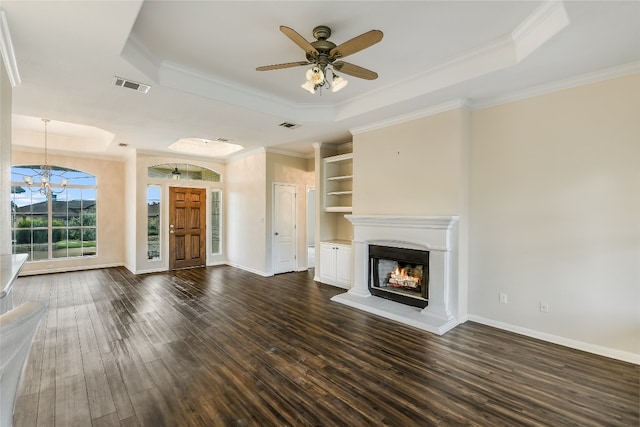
22 119 68 197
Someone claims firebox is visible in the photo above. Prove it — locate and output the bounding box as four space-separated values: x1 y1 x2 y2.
368 244 429 308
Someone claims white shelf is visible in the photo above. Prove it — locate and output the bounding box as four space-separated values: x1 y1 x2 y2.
325 152 353 164
325 206 352 213
327 175 353 181
323 151 353 213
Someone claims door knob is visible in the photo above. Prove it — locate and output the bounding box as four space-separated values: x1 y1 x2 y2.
275 232 279 236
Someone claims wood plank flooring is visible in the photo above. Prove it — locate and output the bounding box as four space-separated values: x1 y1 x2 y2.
10 266 639 426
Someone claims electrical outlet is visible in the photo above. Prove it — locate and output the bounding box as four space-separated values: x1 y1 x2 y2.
499 293 508 304
539 301 550 313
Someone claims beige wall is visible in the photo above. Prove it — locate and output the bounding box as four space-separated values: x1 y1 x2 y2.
469 74 640 356
353 108 465 216
12 150 126 274
226 150 267 274
266 152 314 273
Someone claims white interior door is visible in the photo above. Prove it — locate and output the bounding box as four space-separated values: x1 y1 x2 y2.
273 184 297 274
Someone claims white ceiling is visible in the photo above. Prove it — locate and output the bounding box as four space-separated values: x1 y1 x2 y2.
3 1 639 160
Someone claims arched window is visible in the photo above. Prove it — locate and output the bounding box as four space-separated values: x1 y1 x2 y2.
11 165 97 261
147 163 220 182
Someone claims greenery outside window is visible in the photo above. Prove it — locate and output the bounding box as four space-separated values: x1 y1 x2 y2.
147 185 161 260
211 190 221 254
11 166 97 261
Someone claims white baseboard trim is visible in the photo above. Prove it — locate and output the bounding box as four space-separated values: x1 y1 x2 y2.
467 315 639 365
19 262 124 276
132 266 168 275
225 262 271 277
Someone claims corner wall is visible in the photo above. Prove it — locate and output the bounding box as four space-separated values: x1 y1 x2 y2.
226 150 267 275
0 58 11 253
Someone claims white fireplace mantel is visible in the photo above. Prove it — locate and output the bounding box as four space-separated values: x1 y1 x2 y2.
331 215 460 335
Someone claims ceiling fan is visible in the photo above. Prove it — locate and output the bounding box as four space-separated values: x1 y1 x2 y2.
256 25 383 94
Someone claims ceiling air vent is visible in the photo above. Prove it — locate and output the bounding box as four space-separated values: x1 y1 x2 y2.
278 122 300 129
113 76 151 94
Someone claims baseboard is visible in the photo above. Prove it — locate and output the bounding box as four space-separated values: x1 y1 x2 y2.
225 262 271 277
132 266 168 275
467 314 640 365
19 262 124 276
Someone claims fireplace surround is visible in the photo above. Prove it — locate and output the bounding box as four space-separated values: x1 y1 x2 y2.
331 215 460 335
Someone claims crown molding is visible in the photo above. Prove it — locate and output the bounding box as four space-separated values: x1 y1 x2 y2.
473 61 640 110
511 1 569 62
0 10 21 86
350 99 470 135
264 146 314 159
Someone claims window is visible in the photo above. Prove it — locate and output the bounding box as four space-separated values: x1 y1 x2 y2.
211 190 221 254
11 166 97 261
147 163 220 182
147 185 161 260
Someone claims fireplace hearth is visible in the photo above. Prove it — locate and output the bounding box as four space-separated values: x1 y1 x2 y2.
369 245 429 308
331 215 460 335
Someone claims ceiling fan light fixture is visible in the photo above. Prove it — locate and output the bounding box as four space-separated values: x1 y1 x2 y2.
305 66 324 85
301 80 317 94
331 74 348 92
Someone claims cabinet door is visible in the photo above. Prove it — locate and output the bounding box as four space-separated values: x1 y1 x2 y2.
319 244 337 282
335 246 352 287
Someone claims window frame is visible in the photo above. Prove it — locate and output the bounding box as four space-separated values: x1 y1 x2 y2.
11 165 97 262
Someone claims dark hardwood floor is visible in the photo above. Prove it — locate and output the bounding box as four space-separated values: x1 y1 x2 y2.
10 266 639 426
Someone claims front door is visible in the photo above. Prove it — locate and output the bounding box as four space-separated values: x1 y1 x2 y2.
169 187 206 270
273 183 297 274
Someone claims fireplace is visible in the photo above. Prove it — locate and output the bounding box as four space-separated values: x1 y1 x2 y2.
369 245 429 308
331 215 460 335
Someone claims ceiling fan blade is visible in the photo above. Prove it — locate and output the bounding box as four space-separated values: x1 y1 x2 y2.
330 30 383 60
280 26 319 56
333 61 378 80
256 61 311 71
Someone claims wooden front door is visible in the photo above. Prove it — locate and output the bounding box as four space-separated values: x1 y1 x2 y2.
169 187 206 270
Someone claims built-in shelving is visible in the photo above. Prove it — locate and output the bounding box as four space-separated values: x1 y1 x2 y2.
323 152 353 212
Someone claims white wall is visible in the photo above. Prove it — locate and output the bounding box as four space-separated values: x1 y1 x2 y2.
123 152 137 272
12 150 126 274
0 58 11 253
469 74 640 358
226 150 267 275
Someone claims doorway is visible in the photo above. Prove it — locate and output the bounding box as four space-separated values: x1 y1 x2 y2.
306 186 316 268
273 183 297 274
169 187 206 270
